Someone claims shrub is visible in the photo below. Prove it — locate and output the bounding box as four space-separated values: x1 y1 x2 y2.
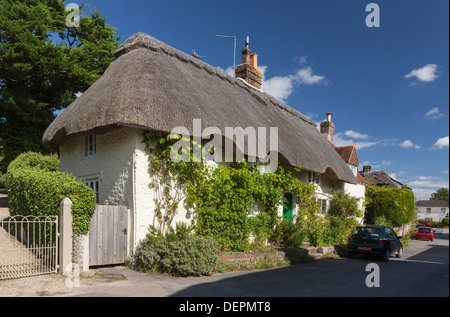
131 224 219 277
328 190 361 218
271 217 306 248
365 185 415 227
7 151 59 173
6 152 96 234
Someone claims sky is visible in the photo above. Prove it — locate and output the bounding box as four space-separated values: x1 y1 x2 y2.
73 0 448 200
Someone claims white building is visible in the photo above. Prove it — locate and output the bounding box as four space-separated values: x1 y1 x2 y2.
43 33 365 251
416 200 449 223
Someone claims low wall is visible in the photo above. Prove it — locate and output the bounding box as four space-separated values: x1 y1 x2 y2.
218 245 338 262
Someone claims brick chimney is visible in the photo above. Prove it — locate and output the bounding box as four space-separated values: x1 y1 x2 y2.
320 112 335 143
363 166 372 173
235 36 262 89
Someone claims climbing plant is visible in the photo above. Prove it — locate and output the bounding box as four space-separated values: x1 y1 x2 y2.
142 132 316 251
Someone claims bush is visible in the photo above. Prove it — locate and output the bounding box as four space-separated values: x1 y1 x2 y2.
328 190 361 218
7 152 59 173
6 152 96 234
365 185 415 227
271 217 306 248
131 224 219 277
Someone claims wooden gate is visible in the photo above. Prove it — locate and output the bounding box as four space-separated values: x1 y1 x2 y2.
89 205 128 266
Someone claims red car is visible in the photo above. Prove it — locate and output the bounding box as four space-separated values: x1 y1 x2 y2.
415 226 434 241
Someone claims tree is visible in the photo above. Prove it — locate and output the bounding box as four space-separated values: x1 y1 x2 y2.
0 0 120 172
430 188 449 203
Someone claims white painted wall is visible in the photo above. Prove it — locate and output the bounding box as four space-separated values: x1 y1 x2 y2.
60 128 366 252
416 206 449 222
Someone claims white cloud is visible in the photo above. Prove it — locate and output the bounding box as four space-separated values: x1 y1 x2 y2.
412 188 436 201
408 175 449 200
294 66 326 85
218 58 327 103
261 64 326 102
261 74 294 101
429 136 449 150
344 130 369 140
294 56 308 64
405 64 439 83
425 107 446 120
216 66 235 77
399 139 421 149
409 179 449 188
333 133 378 150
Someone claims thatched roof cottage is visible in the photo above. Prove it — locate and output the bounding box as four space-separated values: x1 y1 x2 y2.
43 33 364 251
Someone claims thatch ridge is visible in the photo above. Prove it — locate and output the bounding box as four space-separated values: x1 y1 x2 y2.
114 32 316 127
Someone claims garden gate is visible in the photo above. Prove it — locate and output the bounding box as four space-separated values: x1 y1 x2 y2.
89 205 128 266
0 215 58 280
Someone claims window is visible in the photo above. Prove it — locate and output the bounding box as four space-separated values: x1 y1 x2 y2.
321 199 327 214
85 179 99 204
309 171 320 185
426 208 431 214
441 208 447 213
84 135 96 158
347 164 358 176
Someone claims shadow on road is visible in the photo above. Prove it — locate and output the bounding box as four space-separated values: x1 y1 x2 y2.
170 237 449 297
0 190 8 208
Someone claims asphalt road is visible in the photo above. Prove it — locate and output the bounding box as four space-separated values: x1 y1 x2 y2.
169 231 449 297
62 229 448 298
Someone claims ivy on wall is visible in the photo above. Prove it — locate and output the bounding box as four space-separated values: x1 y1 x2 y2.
143 132 316 251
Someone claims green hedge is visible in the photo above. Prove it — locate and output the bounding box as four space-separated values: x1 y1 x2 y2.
6 152 96 234
7 152 59 173
365 185 415 227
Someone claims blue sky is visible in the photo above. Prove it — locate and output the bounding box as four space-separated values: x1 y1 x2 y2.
75 0 448 200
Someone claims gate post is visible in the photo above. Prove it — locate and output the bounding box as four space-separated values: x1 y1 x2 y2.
59 198 73 275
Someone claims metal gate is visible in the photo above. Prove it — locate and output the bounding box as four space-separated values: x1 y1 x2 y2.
0 215 58 280
89 205 128 266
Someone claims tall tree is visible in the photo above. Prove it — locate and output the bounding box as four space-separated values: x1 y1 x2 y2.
430 188 449 203
0 0 120 172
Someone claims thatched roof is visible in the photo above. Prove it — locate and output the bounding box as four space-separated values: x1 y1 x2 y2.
43 32 356 184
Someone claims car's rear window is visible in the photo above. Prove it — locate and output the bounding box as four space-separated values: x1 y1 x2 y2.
353 227 383 238
418 228 432 233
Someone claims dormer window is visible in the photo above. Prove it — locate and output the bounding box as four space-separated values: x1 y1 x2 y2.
309 171 320 185
348 164 358 176
84 135 96 158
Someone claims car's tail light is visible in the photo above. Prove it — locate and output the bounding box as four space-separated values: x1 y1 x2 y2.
379 238 388 244
348 236 352 242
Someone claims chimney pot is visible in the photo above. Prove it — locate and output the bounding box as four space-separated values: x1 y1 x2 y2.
235 39 262 90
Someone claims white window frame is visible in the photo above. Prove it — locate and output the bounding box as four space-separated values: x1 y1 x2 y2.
85 179 99 204
84 135 96 158
309 171 320 185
